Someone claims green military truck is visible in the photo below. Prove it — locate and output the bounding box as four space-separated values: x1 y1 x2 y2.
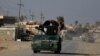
31 20 62 53
31 35 61 53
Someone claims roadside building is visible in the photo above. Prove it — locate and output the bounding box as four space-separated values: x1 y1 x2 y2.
0 16 17 27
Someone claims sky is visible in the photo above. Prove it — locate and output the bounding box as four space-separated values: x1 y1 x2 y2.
0 0 100 24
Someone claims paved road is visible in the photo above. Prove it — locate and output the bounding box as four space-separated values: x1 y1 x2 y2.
1 32 100 56
0 39 90 56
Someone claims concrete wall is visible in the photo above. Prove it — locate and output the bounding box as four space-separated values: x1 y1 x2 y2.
94 32 100 42
0 28 15 41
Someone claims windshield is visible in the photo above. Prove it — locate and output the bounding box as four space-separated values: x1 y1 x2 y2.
33 35 58 41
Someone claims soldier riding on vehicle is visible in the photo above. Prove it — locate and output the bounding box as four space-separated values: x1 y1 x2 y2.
31 16 65 53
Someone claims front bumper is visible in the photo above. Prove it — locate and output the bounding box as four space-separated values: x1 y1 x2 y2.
31 42 58 51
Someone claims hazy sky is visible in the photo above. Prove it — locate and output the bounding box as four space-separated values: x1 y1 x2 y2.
0 0 100 24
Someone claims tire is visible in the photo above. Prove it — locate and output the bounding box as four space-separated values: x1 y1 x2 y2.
54 50 60 54
54 46 61 54
33 50 40 53
54 42 61 54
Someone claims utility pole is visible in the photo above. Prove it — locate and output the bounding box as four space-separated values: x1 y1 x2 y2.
6 10 9 16
40 11 45 23
29 10 34 21
31 14 34 21
18 0 24 21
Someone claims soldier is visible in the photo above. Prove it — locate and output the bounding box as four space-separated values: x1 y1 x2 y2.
38 16 65 35
38 20 59 35
56 16 65 31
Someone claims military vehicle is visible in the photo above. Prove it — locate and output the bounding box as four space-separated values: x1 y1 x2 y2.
31 20 62 53
31 35 61 53
80 32 95 43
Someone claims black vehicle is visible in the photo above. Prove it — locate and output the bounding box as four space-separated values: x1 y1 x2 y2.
15 27 31 41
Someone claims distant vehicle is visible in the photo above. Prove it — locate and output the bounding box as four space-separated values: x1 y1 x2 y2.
15 23 39 41
80 32 95 43
31 20 62 53
87 32 95 43
15 27 32 41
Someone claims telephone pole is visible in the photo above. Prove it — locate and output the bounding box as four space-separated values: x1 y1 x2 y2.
40 11 45 23
18 0 24 21
29 10 34 20
6 10 9 16
31 13 34 21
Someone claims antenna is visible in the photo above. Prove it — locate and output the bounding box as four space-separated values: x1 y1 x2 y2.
18 0 24 21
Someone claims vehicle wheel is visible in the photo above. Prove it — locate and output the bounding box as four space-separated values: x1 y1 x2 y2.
33 50 40 53
34 50 38 53
54 43 61 54
54 50 60 54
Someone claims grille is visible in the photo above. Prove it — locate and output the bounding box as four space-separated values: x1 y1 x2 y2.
41 40 50 48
